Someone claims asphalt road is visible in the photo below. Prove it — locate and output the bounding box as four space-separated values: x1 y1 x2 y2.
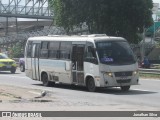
0 69 160 112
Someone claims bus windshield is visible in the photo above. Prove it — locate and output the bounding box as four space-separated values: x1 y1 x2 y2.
96 41 136 65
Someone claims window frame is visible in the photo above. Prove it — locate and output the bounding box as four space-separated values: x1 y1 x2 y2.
48 41 60 59
84 42 98 64
40 41 49 59
59 41 72 60
26 41 32 58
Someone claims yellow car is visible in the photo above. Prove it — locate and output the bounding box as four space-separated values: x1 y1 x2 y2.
0 53 17 73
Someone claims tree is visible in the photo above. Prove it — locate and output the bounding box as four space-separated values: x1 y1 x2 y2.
49 0 153 43
8 43 23 58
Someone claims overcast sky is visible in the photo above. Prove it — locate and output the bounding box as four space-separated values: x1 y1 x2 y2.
153 0 160 4
1 0 48 6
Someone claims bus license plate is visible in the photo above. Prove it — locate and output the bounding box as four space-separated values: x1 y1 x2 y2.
120 76 127 80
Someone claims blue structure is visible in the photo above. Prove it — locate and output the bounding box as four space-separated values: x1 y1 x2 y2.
146 22 160 36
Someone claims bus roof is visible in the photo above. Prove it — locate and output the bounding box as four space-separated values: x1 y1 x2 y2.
27 35 126 42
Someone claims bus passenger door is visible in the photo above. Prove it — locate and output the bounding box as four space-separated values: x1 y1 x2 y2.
72 44 85 85
32 43 40 80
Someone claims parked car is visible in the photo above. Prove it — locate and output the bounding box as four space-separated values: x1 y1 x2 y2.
0 53 17 73
19 58 25 72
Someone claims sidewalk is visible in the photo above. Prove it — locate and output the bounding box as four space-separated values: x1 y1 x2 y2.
0 85 54 104
0 84 159 111
0 84 159 120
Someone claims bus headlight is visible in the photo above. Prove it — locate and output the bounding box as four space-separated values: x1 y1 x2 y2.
133 70 139 75
105 72 113 77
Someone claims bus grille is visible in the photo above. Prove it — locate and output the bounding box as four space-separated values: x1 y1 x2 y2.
115 71 132 77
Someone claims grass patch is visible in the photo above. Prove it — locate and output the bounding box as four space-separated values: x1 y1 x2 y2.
156 66 160 69
151 64 160 69
140 73 160 79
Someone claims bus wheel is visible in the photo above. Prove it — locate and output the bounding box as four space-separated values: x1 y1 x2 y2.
87 77 96 92
42 73 55 87
121 86 130 91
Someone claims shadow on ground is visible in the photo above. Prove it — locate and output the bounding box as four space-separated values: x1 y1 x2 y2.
32 83 157 95
0 71 20 74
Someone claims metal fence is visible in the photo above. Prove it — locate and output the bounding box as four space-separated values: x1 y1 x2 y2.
0 0 53 19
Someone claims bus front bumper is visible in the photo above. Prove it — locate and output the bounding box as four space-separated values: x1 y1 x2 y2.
99 73 139 87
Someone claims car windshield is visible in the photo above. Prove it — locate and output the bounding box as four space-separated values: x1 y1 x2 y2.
0 54 9 59
96 41 136 65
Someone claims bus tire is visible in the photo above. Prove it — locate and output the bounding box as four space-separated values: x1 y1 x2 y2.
86 77 96 92
41 73 55 87
121 86 130 91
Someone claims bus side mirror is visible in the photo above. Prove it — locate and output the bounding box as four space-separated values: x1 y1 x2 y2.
90 57 98 64
65 62 71 71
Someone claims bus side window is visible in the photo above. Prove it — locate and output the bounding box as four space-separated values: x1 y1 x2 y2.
85 42 98 64
35 44 40 58
27 41 32 58
60 42 71 60
40 42 48 59
48 41 60 59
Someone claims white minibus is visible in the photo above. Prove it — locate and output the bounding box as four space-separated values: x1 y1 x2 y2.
25 34 139 92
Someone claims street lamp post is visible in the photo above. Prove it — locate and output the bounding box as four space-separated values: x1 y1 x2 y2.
153 21 155 43
141 26 146 61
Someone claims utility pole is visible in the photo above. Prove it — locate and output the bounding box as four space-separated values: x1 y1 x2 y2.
153 15 157 44
141 26 145 61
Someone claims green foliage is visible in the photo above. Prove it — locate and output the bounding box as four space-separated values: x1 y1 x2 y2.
8 43 23 58
49 0 153 43
140 73 160 79
157 42 160 48
155 30 160 48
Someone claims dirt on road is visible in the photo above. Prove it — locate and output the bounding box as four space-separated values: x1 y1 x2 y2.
0 84 159 111
0 85 160 120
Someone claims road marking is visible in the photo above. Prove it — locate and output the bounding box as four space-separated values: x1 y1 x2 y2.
28 91 41 95
131 89 152 92
0 75 29 79
140 79 160 81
